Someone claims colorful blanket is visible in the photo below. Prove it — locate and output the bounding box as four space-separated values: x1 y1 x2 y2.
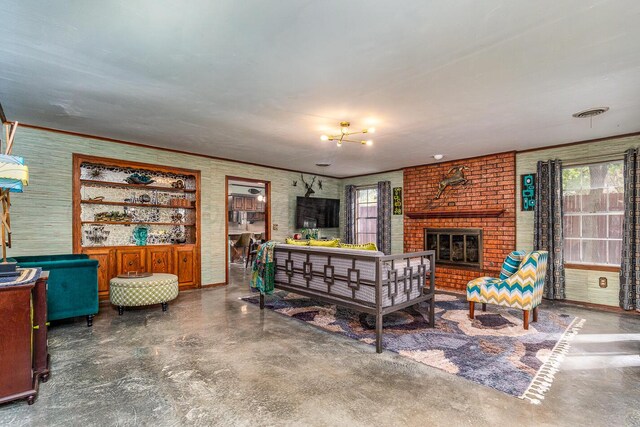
250 241 277 295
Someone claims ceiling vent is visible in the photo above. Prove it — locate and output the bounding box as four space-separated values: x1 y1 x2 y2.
315 163 331 167
572 107 609 119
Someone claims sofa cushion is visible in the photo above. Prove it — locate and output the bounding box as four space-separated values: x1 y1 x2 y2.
339 242 378 251
285 238 309 246
309 238 340 247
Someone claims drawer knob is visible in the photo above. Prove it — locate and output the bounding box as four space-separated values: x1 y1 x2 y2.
128 261 133 266
157 259 162 264
183 257 187 262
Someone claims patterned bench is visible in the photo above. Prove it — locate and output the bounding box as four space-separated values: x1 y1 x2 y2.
110 273 179 315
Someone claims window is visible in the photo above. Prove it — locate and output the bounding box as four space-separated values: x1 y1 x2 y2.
562 160 624 267
355 187 378 244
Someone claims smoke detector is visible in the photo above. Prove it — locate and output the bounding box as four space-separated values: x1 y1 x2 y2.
433 154 444 160
572 107 609 119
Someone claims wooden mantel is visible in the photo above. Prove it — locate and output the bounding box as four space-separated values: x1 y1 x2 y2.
405 209 505 219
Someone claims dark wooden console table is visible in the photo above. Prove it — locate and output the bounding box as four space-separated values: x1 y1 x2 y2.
0 271 50 405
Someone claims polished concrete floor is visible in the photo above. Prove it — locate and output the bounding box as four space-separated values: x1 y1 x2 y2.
1 265 639 426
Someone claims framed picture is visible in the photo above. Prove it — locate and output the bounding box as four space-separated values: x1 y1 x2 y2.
521 174 536 211
392 187 403 215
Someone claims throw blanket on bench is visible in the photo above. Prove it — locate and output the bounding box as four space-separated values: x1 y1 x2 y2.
250 241 278 295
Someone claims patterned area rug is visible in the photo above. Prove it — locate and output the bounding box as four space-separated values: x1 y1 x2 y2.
242 291 584 404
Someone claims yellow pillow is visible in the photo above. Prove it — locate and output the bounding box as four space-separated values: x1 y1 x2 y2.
309 238 340 247
339 242 378 251
285 238 309 246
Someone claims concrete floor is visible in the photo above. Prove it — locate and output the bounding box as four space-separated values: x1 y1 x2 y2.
1 265 639 427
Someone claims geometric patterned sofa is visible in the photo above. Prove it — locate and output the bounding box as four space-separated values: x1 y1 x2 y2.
467 251 549 329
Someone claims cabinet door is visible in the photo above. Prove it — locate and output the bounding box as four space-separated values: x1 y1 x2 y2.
148 246 172 274
232 196 244 210
175 246 195 286
116 248 146 276
84 248 114 299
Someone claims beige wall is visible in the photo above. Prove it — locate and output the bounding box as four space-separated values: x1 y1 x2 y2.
8 127 340 285
339 170 404 254
516 134 639 306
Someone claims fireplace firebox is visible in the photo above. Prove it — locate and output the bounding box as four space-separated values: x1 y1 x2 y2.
425 228 482 269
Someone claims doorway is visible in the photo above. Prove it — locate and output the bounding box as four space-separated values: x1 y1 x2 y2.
225 176 271 284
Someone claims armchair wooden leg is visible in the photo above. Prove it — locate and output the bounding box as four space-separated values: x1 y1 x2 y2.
481 303 486 312
533 306 538 322
469 301 475 319
523 310 529 330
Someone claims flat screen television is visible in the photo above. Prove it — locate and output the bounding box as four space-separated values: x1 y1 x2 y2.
295 196 340 228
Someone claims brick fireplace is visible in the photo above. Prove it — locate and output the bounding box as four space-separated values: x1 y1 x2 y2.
404 152 516 291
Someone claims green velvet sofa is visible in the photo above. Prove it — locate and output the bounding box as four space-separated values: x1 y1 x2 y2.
12 254 99 326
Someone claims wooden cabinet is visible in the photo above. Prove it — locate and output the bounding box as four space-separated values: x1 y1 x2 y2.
230 195 264 212
84 248 114 299
82 245 199 300
148 246 173 274
73 155 201 300
233 196 245 210
175 246 196 286
0 273 49 405
244 197 257 211
116 248 145 276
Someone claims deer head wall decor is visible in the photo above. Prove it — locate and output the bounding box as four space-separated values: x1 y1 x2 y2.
300 174 316 197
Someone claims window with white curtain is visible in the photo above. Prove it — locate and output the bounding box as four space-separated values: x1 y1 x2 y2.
562 160 624 266
355 187 378 244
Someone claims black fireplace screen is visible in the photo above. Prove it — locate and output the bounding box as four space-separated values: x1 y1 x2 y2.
425 228 482 269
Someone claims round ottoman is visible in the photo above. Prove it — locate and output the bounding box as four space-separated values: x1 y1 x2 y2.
110 273 179 315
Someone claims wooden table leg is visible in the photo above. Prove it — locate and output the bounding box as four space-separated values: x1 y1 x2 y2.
533 306 538 322
523 310 529 330
469 301 475 319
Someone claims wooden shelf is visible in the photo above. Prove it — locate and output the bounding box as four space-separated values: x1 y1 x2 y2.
80 179 196 193
81 221 195 226
81 200 196 209
406 209 505 219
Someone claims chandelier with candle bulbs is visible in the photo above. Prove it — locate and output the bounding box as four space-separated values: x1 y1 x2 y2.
320 121 375 147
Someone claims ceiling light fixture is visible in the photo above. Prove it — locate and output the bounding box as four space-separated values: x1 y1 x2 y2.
320 121 375 147
433 154 444 160
572 107 609 128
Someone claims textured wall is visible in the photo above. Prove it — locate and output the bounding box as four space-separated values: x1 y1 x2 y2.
339 170 404 254
8 127 340 285
516 134 640 306
404 153 516 290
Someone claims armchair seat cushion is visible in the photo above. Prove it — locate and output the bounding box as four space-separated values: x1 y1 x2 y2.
467 276 534 310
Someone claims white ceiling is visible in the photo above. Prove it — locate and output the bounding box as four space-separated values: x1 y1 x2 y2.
1 1 640 177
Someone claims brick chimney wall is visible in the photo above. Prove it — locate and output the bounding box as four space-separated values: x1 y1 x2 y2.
403 152 517 291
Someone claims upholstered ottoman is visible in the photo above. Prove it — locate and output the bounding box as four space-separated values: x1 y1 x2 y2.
109 273 179 315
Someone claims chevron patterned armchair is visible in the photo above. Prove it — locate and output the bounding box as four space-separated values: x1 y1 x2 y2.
466 251 548 329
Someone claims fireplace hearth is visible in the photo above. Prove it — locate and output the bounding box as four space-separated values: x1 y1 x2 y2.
425 228 482 269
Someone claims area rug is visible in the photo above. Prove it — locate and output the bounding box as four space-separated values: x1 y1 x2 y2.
242 291 585 404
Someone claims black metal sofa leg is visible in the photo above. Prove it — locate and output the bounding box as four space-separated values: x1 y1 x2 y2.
86 314 94 327
376 312 383 353
429 298 435 327
260 293 265 309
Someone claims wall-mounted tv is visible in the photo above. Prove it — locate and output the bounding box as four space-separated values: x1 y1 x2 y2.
295 196 340 229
